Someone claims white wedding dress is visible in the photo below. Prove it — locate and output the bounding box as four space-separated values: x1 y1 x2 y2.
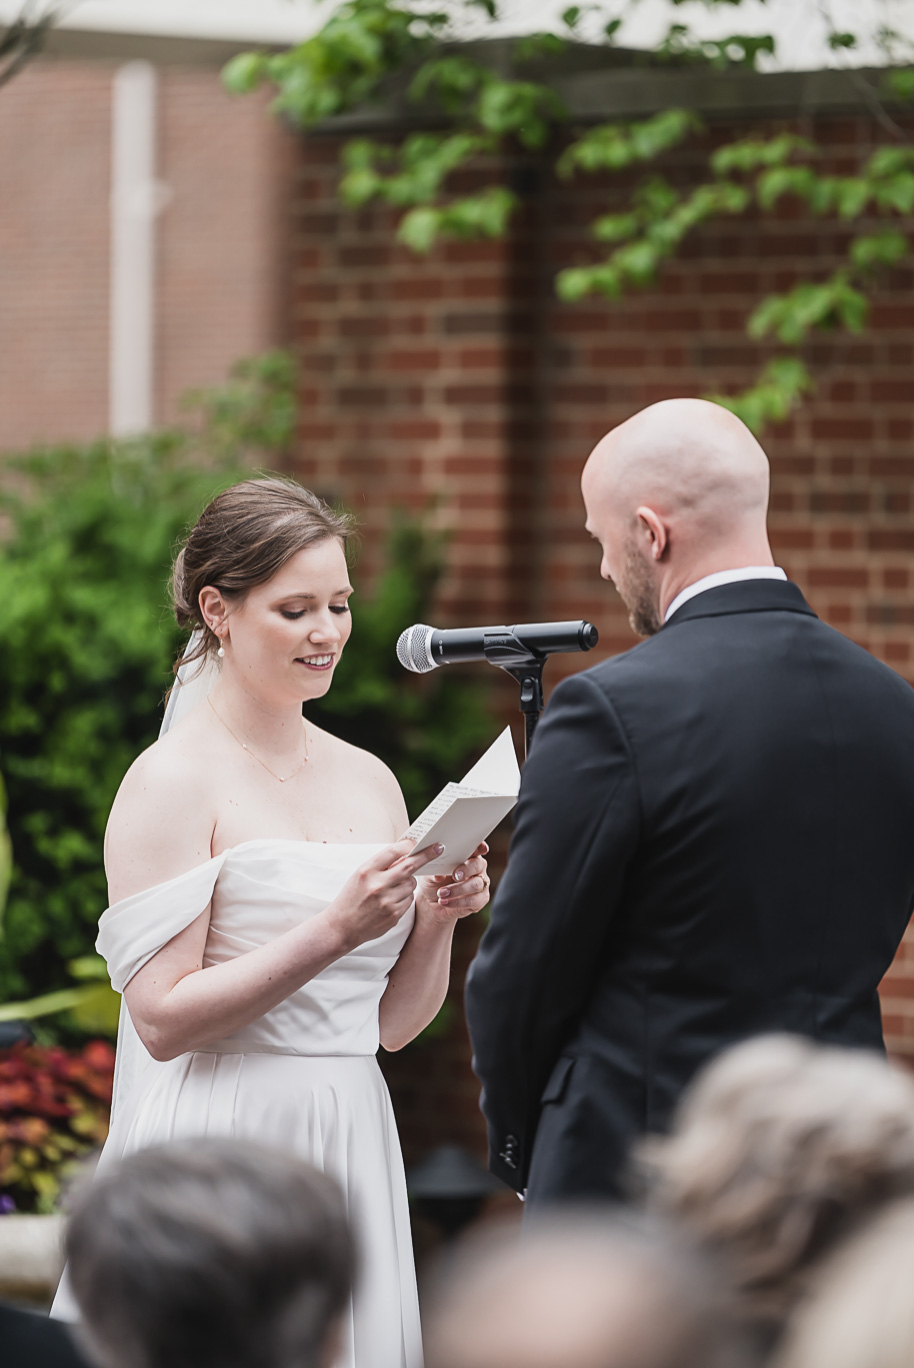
51 836 423 1368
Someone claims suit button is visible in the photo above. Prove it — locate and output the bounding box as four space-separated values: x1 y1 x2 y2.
499 1134 519 1169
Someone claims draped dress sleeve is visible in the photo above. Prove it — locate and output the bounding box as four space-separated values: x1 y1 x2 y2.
96 852 229 1137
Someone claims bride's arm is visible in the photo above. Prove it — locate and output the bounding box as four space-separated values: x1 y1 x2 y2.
110 745 438 1062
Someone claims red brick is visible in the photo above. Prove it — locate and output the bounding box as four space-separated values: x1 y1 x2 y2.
869 530 914 551
871 379 914 403
808 567 870 588
811 418 875 440
386 419 442 440
391 277 446 301
339 316 391 338
386 349 442 372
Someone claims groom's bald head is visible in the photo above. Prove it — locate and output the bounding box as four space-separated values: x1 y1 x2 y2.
582 399 774 635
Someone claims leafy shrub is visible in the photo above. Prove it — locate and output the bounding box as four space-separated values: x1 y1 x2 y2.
0 353 491 1009
0 1039 115 1213
0 761 10 916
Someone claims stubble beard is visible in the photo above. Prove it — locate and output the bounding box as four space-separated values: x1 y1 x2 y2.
618 538 662 637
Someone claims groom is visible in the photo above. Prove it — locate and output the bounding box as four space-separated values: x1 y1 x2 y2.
465 398 914 1202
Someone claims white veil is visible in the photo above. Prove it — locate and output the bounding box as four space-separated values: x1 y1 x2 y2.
106 629 219 1128
160 627 220 736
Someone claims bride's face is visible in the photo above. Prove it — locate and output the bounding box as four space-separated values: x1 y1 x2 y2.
221 538 353 705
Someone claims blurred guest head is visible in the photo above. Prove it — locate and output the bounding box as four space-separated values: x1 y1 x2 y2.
774 1197 914 1368
65 1138 354 1368
640 1035 914 1345
582 398 772 635
423 1211 744 1368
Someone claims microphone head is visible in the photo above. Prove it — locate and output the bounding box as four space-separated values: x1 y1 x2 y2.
396 624 437 674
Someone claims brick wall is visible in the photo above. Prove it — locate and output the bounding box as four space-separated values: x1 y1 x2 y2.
0 63 111 448
0 58 294 451
289 111 914 1163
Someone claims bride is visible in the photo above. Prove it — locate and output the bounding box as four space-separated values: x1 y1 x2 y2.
51 477 490 1367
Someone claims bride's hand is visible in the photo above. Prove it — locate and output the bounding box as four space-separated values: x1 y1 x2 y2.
416 842 490 926
325 839 445 953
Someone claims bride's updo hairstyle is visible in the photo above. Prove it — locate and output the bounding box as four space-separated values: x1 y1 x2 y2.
172 477 356 675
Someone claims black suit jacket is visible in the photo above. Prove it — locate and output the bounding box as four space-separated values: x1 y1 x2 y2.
0 1302 89 1368
465 580 914 1200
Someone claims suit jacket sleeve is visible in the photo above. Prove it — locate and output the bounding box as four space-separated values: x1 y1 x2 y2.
464 669 640 1190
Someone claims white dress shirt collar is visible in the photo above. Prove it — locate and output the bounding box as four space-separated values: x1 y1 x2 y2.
664 567 788 624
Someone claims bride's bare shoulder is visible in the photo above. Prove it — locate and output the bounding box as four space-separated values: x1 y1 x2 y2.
311 726 406 819
105 713 218 898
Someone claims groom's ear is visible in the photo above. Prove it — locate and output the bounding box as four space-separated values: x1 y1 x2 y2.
635 506 668 561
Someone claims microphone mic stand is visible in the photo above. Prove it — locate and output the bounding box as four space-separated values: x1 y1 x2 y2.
506 659 545 762
478 630 548 760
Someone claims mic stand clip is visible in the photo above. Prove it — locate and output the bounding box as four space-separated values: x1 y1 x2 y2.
504 659 545 761
479 630 547 760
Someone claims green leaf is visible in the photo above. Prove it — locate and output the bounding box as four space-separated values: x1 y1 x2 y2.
559 109 698 178
475 79 566 150
705 357 814 435
0 984 102 1022
849 229 909 271
747 274 868 345
397 186 519 252
833 177 872 218
409 54 489 113
711 132 815 176
613 239 661 284
340 166 383 207
0 763 10 918
710 33 776 69
592 212 641 244
834 281 869 333
67 954 110 981
221 51 267 95
225 0 446 129
866 146 914 179
875 172 914 215
514 32 567 61
555 267 597 302
66 983 121 1037
341 137 394 171
555 261 623 301
827 32 857 50
756 164 819 211
396 206 441 254
886 68 914 103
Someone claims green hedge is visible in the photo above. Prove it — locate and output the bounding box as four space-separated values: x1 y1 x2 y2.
0 354 490 1006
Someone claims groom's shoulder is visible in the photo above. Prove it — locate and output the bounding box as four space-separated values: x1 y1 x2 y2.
572 633 671 696
542 637 664 728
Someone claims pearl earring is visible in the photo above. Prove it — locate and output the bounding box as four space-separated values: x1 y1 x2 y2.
217 641 225 658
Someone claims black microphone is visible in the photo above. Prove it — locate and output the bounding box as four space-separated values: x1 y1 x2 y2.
396 620 599 674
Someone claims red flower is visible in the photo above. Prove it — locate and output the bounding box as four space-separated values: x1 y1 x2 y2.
0 1040 116 1214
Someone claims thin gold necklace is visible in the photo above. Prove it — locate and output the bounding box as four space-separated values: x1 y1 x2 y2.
207 696 309 783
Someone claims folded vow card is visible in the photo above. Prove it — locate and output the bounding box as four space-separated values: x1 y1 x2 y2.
403 728 521 876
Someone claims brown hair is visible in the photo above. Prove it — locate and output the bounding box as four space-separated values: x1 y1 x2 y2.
66 1138 355 1368
172 476 356 676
